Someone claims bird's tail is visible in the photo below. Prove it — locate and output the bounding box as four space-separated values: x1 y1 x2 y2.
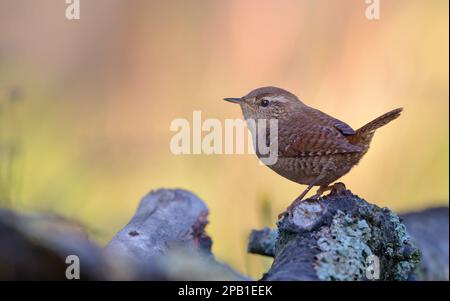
356 108 403 134
349 108 403 148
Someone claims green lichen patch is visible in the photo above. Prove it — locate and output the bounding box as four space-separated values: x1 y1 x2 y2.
313 201 421 281
314 211 373 281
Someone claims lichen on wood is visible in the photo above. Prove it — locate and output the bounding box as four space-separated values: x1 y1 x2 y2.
251 189 422 281
0 187 446 280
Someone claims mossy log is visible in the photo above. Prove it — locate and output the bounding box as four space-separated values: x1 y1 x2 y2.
0 188 447 280
249 189 448 281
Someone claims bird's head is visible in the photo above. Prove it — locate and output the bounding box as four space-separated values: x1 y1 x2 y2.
224 86 303 121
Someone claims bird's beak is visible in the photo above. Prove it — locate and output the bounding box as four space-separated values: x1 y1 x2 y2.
223 97 241 104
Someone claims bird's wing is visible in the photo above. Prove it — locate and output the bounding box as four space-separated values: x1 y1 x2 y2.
279 108 362 158
333 120 356 135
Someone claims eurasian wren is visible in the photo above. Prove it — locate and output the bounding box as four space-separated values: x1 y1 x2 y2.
224 86 402 202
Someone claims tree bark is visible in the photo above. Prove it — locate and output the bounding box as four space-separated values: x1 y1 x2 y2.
105 189 248 280
401 207 449 281
0 188 447 280
249 189 424 281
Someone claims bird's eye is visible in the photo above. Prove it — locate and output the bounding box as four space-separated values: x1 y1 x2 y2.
260 99 270 107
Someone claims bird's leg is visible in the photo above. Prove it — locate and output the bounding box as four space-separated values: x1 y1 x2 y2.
279 175 322 218
278 162 334 219
310 185 332 200
330 182 347 195
295 180 318 203
312 182 347 199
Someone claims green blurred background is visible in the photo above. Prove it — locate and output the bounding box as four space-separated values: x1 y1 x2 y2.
0 0 448 278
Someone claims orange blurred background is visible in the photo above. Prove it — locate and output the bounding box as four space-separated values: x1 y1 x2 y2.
0 0 448 278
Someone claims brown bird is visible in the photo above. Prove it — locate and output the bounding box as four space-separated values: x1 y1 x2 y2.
224 86 402 204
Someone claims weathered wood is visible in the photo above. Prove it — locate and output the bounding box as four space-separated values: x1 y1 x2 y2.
401 207 449 281
105 188 248 281
248 199 449 281
0 189 247 280
0 187 447 281
106 189 212 260
251 189 423 281
247 227 277 257
0 209 120 280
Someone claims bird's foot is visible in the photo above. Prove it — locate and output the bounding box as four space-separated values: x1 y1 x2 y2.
314 182 348 198
329 182 347 196
309 193 324 202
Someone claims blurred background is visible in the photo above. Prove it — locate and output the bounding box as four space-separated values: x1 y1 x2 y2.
0 0 448 278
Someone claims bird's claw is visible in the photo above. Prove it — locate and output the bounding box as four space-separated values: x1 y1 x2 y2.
330 182 347 196
310 194 323 202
